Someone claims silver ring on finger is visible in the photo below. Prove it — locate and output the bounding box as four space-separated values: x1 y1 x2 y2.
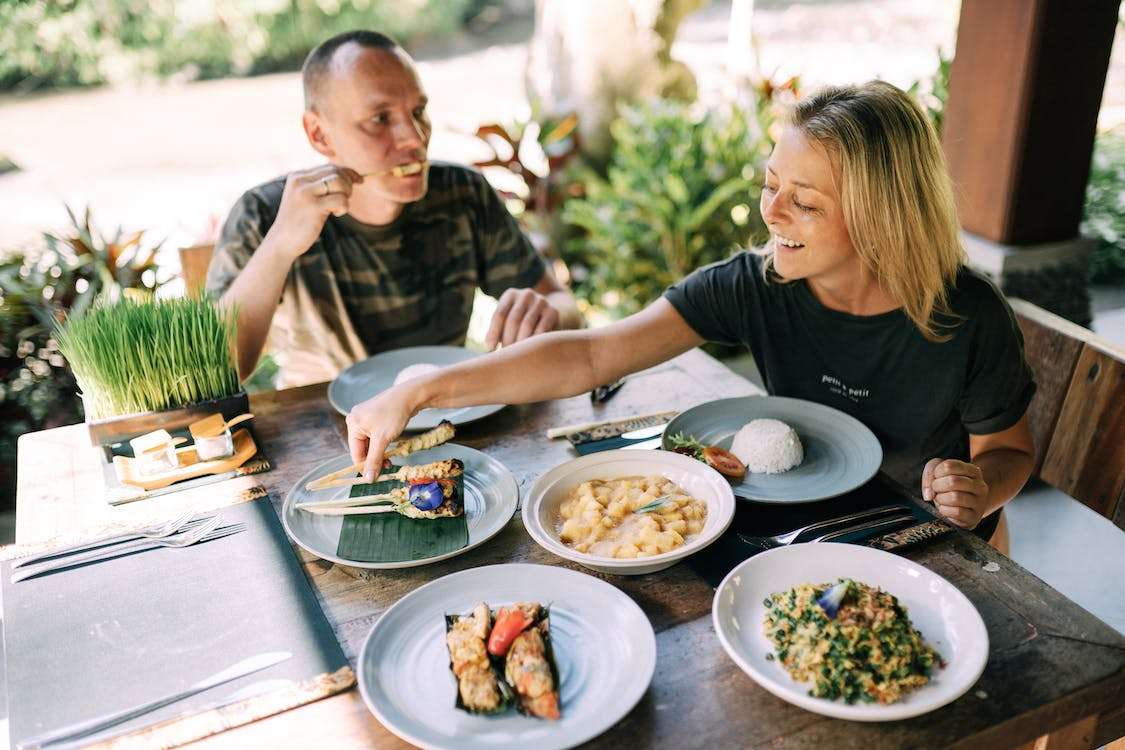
319 176 332 197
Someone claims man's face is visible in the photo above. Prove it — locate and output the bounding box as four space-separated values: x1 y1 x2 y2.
306 45 432 206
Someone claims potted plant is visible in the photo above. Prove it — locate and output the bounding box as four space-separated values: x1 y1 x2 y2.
54 294 246 456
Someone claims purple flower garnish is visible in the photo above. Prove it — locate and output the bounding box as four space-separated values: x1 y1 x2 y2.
408 481 443 511
816 580 852 619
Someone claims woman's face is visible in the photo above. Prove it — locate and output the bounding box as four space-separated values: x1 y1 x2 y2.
760 127 857 282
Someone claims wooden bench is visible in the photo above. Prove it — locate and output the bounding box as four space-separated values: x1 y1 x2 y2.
1012 298 1125 530
1011 298 1125 750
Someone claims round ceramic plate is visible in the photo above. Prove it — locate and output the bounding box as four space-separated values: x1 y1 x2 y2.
328 345 505 430
282 443 517 569
712 543 988 721
358 563 656 750
662 396 882 503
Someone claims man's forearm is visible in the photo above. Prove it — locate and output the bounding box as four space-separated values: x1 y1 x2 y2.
220 237 295 380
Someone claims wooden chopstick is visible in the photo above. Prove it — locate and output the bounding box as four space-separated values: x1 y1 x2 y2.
300 504 398 516
304 463 363 491
296 494 396 510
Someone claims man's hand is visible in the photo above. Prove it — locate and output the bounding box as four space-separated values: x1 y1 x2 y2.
267 165 363 260
921 458 990 529
484 288 561 350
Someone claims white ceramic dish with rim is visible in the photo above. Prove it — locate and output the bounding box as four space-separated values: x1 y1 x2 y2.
282 443 518 569
357 563 657 750
328 345 504 430
522 449 736 575
712 542 989 721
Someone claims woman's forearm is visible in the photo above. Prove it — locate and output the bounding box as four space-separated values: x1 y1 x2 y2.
975 447 1035 517
410 329 602 411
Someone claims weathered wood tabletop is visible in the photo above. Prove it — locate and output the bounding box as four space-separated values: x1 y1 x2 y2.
15 349 1125 749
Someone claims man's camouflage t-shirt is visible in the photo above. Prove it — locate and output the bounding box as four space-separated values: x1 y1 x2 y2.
206 162 546 387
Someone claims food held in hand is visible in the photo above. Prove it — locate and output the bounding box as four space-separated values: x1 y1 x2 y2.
297 459 464 517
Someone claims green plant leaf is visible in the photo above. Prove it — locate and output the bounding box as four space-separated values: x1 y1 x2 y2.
684 178 752 233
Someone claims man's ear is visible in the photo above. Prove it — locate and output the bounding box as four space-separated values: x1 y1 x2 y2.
302 110 334 158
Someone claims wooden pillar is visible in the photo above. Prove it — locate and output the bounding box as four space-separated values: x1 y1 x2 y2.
943 0 1118 244
941 0 1119 325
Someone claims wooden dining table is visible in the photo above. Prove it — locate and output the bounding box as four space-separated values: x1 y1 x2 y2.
14 348 1125 749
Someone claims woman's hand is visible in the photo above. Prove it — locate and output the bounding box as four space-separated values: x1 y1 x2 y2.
346 384 422 481
921 458 990 529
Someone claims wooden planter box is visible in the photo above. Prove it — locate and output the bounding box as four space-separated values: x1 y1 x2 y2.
86 391 250 456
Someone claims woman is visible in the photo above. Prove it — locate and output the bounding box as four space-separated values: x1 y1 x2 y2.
345 81 1036 544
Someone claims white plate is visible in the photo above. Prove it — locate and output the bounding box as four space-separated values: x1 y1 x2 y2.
282 444 518 569
358 563 656 750
328 345 505 430
712 543 988 721
523 449 735 575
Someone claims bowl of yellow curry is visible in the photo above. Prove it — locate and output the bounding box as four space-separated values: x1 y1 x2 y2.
523 449 735 575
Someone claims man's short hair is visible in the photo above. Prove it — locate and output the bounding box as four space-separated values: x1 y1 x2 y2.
302 30 400 111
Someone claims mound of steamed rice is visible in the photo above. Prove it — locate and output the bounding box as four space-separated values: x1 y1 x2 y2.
730 418 803 474
393 362 441 386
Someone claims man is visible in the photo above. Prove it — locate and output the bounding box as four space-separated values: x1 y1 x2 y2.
206 30 583 386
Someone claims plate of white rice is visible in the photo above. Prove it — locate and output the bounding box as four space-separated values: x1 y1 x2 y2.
661 396 881 503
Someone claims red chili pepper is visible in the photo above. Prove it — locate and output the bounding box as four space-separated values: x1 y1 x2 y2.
408 476 435 485
487 607 533 657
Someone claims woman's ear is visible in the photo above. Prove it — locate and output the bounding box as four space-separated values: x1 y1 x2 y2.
302 110 335 158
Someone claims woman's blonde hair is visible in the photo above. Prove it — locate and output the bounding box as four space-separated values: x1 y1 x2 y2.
766 80 965 341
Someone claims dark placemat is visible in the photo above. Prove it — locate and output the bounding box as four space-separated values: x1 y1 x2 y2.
2 498 349 748
686 477 951 588
338 474 468 562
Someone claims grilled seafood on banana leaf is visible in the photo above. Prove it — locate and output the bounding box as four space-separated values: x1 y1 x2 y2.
445 601 561 719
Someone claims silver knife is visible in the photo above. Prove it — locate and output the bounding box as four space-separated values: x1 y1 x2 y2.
619 424 667 440
18 651 292 749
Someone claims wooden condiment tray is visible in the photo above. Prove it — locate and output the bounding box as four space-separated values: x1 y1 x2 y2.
113 428 258 491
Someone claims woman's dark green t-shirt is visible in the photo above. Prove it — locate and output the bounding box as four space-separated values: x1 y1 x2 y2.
664 252 1036 540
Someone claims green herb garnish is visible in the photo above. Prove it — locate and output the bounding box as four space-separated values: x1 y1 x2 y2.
667 432 706 460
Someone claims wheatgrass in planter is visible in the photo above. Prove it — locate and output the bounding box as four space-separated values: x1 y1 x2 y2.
55 296 240 420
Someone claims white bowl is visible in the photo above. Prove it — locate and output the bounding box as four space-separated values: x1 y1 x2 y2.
712 543 989 721
522 449 736 575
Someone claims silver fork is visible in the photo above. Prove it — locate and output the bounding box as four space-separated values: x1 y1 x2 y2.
810 514 916 543
11 516 235 583
11 511 203 569
737 505 912 551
